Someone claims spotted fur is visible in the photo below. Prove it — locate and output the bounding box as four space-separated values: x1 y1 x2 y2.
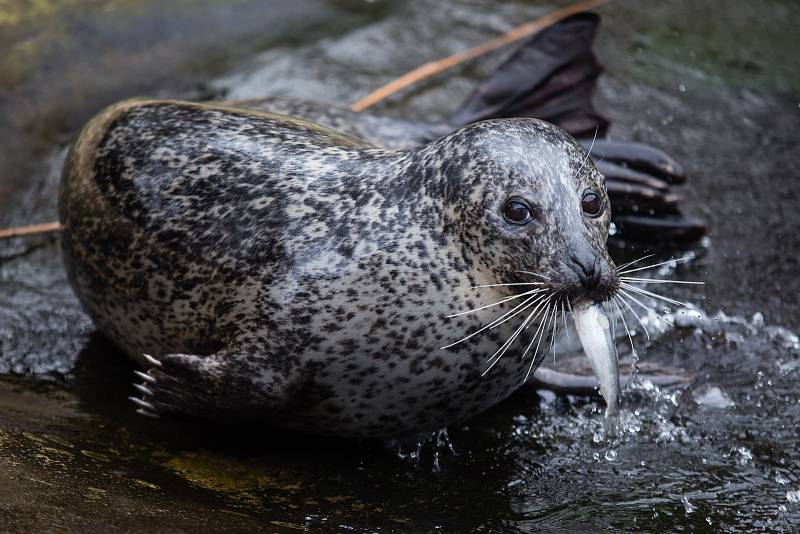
226 96 446 149
59 99 616 437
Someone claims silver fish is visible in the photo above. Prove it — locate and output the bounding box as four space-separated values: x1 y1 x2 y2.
573 298 620 436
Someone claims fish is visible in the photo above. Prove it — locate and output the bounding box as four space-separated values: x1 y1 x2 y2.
573 298 620 436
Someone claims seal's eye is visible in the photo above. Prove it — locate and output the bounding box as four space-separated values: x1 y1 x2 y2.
502 198 533 225
581 191 603 218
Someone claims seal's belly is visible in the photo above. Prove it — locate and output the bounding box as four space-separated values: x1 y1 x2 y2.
287 334 532 436
258 290 539 436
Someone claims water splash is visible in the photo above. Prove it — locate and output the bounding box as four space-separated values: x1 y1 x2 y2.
389 428 457 472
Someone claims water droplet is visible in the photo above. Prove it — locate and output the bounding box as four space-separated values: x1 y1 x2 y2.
787 490 800 503
605 449 617 462
693 385 735 408
732 446 753 466
681 496 695 514
678 83 687 92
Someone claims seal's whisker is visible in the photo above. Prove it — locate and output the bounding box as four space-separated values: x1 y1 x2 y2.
446 288 543 318
483 296 552 375
606 300 623 370
549 303 559 365
522 294 553 331
561 300 570 341
441 292 545 350
522 301 553 382
487 293 549 330
615 290 651 340
574 126 598 179
617 287 653 314
620 276 704 285
471 282 544 289
514 270 551 280
616 253 656 272
484 298 551 375
617 288 675 328
620 282 689 308
605 300 616 345
523 300 551 344
618 255 694 275
612 296 636 354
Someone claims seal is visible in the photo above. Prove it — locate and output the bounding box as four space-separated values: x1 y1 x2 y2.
59 98 619 437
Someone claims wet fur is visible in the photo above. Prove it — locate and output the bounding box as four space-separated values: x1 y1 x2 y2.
59 99 615 437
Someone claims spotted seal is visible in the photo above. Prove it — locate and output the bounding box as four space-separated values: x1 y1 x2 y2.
59 98 619 437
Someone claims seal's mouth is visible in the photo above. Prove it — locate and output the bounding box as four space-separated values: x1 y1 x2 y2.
441 253 702 434
558 253 620 305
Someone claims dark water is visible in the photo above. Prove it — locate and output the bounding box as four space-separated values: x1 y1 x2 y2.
0 1 799 531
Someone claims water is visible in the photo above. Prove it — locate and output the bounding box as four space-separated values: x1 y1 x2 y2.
0 0 799 531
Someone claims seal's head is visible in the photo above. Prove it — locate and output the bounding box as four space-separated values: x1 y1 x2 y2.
441 118 619 303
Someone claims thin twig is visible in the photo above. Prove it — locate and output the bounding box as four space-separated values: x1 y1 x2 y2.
350 0 611 112
0 221 63 239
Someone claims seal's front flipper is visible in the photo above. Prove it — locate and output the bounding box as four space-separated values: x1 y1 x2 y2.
447 12 607 138
530 367 692 397
130 351 292 420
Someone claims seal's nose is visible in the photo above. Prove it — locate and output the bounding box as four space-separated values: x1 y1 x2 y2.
561 241 618 303
569 247 608 301
570 253 599 289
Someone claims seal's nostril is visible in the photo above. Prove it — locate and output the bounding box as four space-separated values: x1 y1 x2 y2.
591 257 602 287
570 254 597 287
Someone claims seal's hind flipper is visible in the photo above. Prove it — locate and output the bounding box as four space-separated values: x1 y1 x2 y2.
130 351 293 421
448 12 607 138
582 139 687 185
585 139 706 243
612 214 708 244
444 13 706 243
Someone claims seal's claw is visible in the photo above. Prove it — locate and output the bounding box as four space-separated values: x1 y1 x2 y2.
133 352 225 419
129 396 155 411
136 408 161 419
142 353 162 367
134 370 156 384
131 351 281 420
133 383 153 397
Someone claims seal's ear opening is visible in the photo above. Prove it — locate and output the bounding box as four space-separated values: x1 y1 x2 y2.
446 12 607 139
